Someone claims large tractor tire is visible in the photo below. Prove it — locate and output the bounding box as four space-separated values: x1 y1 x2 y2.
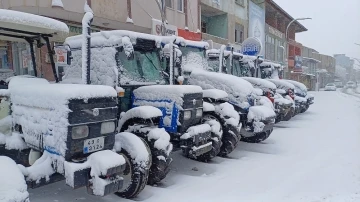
115 132 151 198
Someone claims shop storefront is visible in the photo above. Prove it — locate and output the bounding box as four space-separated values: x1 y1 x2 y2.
265 24 285 65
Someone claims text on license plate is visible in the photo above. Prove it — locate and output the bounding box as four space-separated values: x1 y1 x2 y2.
83 137 105 154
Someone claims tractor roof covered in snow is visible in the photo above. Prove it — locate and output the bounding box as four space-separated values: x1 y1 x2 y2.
0 9 69 81
0 9 69 42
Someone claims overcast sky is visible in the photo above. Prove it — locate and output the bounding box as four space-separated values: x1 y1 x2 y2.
273 0 360 61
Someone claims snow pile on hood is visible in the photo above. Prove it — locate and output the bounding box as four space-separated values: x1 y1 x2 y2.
247 106 276 122
203 89 228 100
285 95 295 107
189 69 254 108
9 77 116 162
267 79 295 91
133 85 202 108
180 124 211 140
0 156 29 202
242 77 276 92
215 103 240 127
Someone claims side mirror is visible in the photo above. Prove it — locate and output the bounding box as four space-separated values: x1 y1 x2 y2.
67 50 72 65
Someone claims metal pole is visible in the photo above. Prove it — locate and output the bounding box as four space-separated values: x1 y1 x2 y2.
155 0 167 36
43 36 59 83
285 17 312 79
25 38 37 77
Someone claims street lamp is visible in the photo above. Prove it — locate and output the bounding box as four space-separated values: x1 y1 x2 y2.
284 17 312 79
155 0 167 36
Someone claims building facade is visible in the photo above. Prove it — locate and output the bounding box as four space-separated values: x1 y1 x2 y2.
200 0 248 50
265 0 307 80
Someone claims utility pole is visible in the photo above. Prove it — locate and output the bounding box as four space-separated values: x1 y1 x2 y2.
155 0 167 36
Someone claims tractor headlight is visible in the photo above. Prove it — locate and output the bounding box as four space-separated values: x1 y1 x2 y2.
101 121 116 134
184 110 192 120
196 108 203 118
72 125 89 140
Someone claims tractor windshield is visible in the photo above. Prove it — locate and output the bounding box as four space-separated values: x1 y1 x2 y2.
118 49 168 85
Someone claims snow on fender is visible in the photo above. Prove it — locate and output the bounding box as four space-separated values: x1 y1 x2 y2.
0 156 29 202
117 106 163 132
114 132 150 168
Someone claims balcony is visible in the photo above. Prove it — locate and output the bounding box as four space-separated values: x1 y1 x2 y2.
202 33 228 48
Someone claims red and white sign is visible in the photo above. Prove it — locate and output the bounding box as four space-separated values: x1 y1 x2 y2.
152 19 178 36
54 46 68 65
178 29 202 41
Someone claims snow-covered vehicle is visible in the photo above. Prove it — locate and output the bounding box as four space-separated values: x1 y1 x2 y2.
159 41 242 156
345 81 357 89
170 42 276 143
325 83 337 91
0 156 30 202
242 77 292 123
64 30 222 164
267 79 296 121
0 9 151 199
284 80 314 113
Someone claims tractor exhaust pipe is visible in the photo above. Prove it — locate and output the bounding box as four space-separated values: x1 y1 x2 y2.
82 2 93 85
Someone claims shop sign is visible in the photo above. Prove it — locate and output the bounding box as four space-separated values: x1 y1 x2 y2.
152 19 178 36
178 29 201 41
241 37 262 56
21 50 32 70
54 46 68 65
294 55 303 72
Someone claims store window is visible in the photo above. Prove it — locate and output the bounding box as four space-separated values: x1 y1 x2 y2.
177 0 184 12
235 23 244 43
11 42 35 77
166 0 173 8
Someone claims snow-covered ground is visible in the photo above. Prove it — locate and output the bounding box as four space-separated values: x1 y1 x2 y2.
29 91 360 202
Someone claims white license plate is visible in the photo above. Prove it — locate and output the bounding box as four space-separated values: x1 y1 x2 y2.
83 137 105 154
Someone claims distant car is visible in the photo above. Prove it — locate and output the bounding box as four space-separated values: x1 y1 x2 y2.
346 81 357 89
324 83 337 91
334 81 343 88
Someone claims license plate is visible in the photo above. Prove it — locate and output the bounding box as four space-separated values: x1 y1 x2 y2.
83 137 105 154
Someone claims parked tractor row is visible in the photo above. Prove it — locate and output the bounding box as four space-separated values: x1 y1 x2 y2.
0 9 313 201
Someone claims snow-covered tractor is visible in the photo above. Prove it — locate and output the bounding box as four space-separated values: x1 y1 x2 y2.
163 40 276 143
63 29 224 167
284 79 314 113
160 40 242 156
0 9 152 199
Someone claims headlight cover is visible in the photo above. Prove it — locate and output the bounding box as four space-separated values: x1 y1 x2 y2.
101 121 116 134
196 108 203 118
184 110 192 120
72 125 89 140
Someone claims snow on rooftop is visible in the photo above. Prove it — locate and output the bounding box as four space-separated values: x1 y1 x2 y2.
0 9 69 41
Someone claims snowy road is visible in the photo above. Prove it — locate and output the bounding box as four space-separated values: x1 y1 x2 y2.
30 91 360 202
